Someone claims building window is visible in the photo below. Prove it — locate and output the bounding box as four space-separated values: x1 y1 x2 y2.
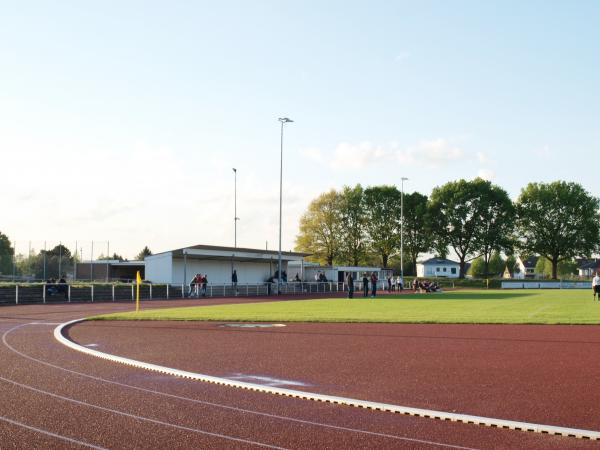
443 267 447 272
451 268 456 274
436 267 440 272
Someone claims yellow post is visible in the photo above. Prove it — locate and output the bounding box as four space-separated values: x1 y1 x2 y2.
136 271 141 312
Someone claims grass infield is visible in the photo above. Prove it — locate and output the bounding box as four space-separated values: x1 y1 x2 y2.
90 289 600 324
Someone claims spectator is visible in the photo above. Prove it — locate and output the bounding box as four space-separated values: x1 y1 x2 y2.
201 274 208 297
362 273 369 297
232 270 238 295
593 271 600 300
57 276 68 300
370 272 378 298
347 273 354 299
397 275 404 291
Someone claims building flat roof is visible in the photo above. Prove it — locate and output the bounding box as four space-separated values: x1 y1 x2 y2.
148 244 311 263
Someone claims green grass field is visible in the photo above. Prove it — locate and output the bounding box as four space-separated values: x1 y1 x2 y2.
91 289 600 324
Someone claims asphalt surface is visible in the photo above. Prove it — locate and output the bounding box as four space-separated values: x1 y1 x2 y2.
0 297 598 449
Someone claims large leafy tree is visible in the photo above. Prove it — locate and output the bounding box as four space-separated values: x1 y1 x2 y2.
429 178 514 278
402 192 432 275
338 185 367 266
515 181 600 279
363 185 401 268
0 232 14 275
474 183 515 276
295 189 343 265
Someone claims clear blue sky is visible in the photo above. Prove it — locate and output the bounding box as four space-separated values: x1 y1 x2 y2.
2 1 599 259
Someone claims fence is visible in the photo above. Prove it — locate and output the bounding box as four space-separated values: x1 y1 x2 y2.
0 281 367 306
501 281 591 289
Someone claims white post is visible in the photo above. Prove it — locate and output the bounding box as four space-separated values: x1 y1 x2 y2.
149 284 153 299
91 284 94 302
131 284 134 301
15 285 18 304
68 285 71 303
181 284 184 298
166 284 169 299
43 284 46 304
112 284 115 302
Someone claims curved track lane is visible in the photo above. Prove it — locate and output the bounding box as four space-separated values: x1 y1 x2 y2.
0 300 598 449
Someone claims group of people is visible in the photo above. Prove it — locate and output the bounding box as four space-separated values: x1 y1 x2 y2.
189 273 208 297
45 277 68 299
412 278 441 293
314 272 329 282
386 275 404 291
345 272 379 298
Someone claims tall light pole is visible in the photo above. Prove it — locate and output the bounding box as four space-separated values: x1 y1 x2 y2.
400 177 408 283
278 117 294 294
233 168 239 248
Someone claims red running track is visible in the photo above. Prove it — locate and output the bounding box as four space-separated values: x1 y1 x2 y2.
0 297 599 449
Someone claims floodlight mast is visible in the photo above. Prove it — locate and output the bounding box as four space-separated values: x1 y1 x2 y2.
400 177 408 282
278 117 294 294
233 168 239 248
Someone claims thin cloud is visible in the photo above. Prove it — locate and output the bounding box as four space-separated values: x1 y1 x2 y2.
330 142 393 170
397 138 465 167
299 147 324 163
477 169 496 181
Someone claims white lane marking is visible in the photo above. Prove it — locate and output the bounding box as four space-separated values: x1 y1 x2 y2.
2 325 476 450
56 318 600 441
228 374 309 387
0 373 288 450
0 414 107 449
84 344 99 347
2 326 287 450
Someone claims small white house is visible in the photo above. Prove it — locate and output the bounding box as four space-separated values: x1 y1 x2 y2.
514 256 539 279
416 258 460 278
578 259 600 277
145 244 309 285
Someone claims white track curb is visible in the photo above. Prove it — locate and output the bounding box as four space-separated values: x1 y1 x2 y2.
55 319 600 441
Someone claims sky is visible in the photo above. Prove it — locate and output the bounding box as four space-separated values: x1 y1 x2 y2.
1 1 599 259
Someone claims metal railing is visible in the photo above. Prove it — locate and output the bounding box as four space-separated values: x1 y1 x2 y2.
0 280 413 306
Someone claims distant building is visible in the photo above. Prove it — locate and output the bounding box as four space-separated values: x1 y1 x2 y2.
287 262 388 283
144 244 309 285
514 256 539 279
577 258 600 277
416 258 460 278
75 260 145 282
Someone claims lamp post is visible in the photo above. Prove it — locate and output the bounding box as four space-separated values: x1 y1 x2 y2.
278 117 294 294
233 168 239 248
400 177 408 283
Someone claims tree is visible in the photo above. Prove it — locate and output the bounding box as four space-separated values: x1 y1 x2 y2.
535 257 578 279
0 231 14 275
363 186 401 268
515 181 600 279
295 190 343 265
338 185 367 266
474 183 515 277
135 246 153 261
402 192 432 275
99 253 125 261
429 178 513 278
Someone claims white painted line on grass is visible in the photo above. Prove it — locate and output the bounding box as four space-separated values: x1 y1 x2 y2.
55 319 600 441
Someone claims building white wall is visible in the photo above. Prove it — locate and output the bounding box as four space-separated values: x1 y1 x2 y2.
144 252 173 283
171 258 285 285
417 264 460 278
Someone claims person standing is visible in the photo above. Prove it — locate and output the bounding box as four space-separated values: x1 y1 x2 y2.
362 273 369 297
593 272 600 300
232 269 238 295
201 274 208 297
397 275 404 291
347 273 354 299
370 272 378 298
387 276 392 292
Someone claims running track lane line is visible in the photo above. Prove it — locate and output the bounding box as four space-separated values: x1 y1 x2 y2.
0 414 107 449
3 323 477 450
0 374 288 450
55 318 600 442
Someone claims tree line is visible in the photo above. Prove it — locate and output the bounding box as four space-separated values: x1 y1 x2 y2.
294 179 600 279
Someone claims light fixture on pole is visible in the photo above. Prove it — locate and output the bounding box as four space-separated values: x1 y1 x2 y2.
400 177 408 284
233 168 239 248
278 117 294 294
